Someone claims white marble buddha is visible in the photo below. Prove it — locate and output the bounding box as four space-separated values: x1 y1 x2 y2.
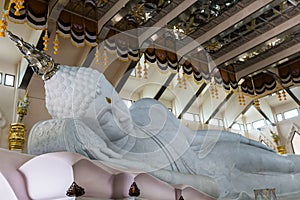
8 30 300 200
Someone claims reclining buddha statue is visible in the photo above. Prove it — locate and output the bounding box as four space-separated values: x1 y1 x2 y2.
7 30 300 200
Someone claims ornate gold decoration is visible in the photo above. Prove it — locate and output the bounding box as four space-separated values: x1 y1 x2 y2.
102 47 108 68
246 19 256 31
270 130 286 155
210 82 218 99
53 31 60 55
0 12 8 37
0 0 27 37
8 92 29 151
143 58 148 79
281 89 287 100
254 188 277 200
66 181 85 197
137 61 142 79
128 182 140 197
253 97 260 108
276 146 286 154
177 72 182 88
8 123 26 151
13 0 25 16
17 91 29 122
277 91 282 101
206 40 223 53
94 45 100 65
182 72 187 90
42 29 49 51
277 89 287 101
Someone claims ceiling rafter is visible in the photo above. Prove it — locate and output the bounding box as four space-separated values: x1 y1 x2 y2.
117 0 198 96
154 73 177 100
285 88 300 107
236 42 300 80
115 61 138 93
214 13 300 67
228 100 254 128
205 91 234 124
177 0 274 58
177 82 207 119
138 0 198 45
254 107 276 126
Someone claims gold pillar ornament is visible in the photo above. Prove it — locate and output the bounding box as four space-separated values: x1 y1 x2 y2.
8 123 26 151
270 130 286 155
8 92 29 151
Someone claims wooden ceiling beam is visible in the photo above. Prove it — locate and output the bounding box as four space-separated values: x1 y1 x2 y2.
138 0 198 45
177 0 274 57
236 42 300 80
214 13 300 67
97 0 130 34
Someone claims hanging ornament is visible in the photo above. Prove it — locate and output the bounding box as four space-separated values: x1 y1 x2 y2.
210 82 218 98
14 0 25 16
238 94 245 106
282 89 287 100
177 73 182 88
238 86 245 106
94 45 100 65
53 31 60 55
215 85 218 99
42 29 49 51
254 96 260 108
143 57 148 79
0 12 8 37
136 61 142 79
103 46 108 68
182 71 187 89
210 83 215 98
277 91 282 101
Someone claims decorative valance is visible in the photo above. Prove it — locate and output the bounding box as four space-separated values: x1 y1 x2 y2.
57 10 97 47
104 29 139 61
7 0 48 29
104 33 231 86
219 60 300 97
